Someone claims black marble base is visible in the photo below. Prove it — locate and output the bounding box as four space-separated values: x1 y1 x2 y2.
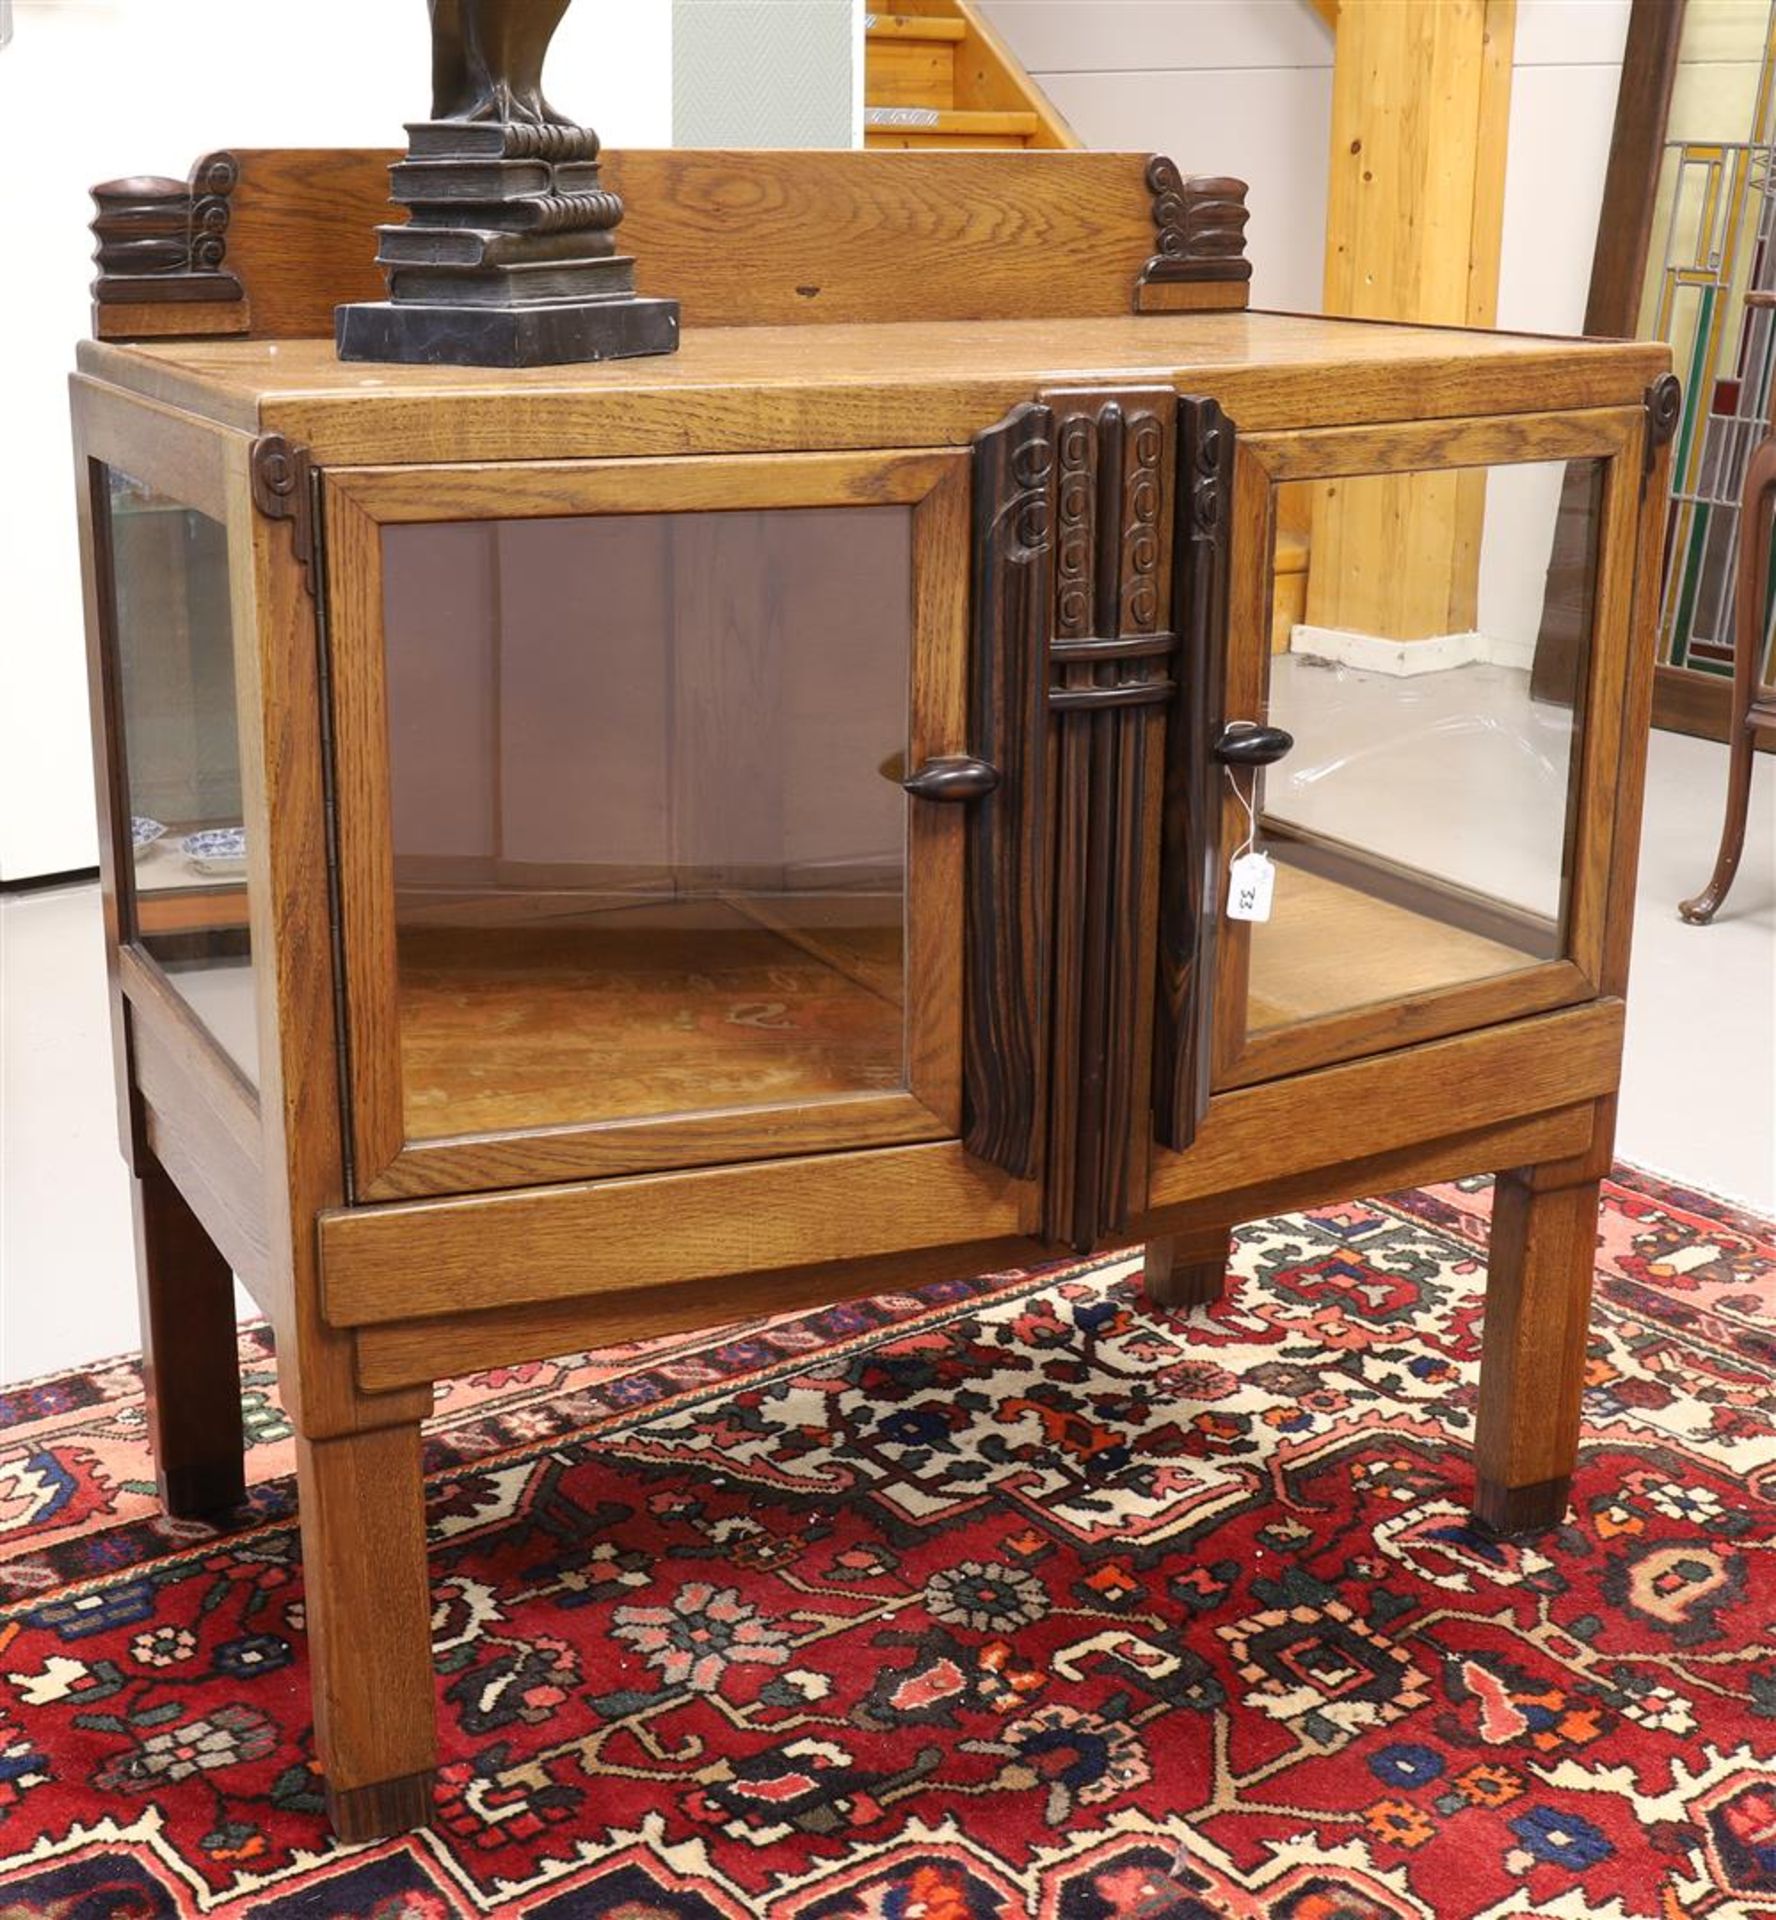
335 294 680 368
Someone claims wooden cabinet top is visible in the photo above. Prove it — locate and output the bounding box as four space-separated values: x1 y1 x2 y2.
77 313 1668 467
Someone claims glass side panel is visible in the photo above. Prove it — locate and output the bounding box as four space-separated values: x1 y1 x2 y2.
1247 459 1601 1038
107 467 257 1086
380 506 914 1141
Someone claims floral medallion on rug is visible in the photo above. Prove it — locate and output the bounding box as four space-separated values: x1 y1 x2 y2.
0 1166 1772 1919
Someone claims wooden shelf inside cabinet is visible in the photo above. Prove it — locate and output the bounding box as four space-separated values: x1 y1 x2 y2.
72 140 1673 1848
393 903 906 1143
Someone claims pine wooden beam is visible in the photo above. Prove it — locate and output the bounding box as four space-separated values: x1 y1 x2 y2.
1307 0 1517 642
1321 0 1515 329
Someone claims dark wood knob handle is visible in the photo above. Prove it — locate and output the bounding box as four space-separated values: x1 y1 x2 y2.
901 755 1002 802
1213 723 1295 769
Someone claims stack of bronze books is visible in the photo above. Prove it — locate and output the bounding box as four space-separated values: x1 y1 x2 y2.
335 120 680 367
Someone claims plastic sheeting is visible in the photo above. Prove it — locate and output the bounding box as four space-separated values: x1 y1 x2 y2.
1260 653 1578 924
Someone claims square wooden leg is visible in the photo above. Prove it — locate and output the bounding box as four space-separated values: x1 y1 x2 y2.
296 1423 438 1839
133 1154 246 1521
1473 1170 1601 1536
1143 1226 1234 1310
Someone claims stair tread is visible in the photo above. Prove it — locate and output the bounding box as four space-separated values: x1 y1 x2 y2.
865 105 1039 132
865 13 968 41
865 134 1033 150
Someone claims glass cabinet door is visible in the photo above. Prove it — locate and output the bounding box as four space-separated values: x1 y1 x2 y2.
327 451 971 1199
100 468 257 1087
1212 411 1643 1087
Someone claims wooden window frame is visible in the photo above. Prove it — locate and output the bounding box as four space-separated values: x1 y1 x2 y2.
1211 405 1645 1090
324 448 973 1202
80 400 265 1115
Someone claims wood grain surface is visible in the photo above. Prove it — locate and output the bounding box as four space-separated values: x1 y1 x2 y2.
1151 999 1625 1212
123 949 268 1295
351 1233 1053 1393
345 1100 1598 1396
1040 390 1175 1251
130 1151 247 1519
1473 1168 1602 1534
1583 0 1686 341
1142 1224 1233 1310
1213 403 1644 1089
325 449 970 1201
1133 1103 1598 1254
296 1424 438 1799
75 316 1668 468
962 402 1055 1180
320 1141 1034 1327
1153 393 1232 1152
133 147 1185 340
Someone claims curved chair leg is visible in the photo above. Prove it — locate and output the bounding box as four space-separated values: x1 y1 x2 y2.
1680 722 1757 923
1682 431 1776 923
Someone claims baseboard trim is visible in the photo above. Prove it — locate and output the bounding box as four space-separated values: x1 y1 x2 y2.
0 866 100 897
1290 626 1535 676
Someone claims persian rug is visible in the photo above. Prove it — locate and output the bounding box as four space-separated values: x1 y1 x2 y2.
0 1166 1773 1919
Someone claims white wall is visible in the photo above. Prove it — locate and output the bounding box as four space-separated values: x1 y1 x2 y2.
0 0 1638 880
981 0 1635 663
0 0 672 883
674 0 861 147
981 0 1336 314
1479 0 1634 663
984 0 1633 330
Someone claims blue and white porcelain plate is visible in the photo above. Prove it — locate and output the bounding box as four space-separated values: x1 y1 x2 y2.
131 816 166 856
180 826 248 876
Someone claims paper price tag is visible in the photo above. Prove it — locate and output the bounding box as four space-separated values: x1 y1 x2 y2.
1227 850 1275 923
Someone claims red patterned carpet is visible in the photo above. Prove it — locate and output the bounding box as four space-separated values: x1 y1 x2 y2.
0 1167 1773 1918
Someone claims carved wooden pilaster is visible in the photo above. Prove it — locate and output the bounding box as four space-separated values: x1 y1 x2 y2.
1154 396 1235 1153
1041 391 1176 1251
90 152 245 336
963 404 1057 1182
965 392 1181 1246
1140 159 1253 291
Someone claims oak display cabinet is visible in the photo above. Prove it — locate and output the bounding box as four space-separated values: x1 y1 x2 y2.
73 147 1673 1840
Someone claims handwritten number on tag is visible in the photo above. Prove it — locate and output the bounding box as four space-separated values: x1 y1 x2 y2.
1227 850 1275 923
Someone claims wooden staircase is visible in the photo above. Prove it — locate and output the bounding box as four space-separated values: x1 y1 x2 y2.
864 4 1079 151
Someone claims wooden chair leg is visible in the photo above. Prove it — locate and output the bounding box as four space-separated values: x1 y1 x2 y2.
1679 714 1759 924
133 1153 246 1520
1143 1226 1234 1310
1681 429 1776 924
296 1422 438 1840
1473 1169 1600 1536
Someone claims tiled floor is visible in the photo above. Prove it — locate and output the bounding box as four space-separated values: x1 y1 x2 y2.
2 726 1772 1384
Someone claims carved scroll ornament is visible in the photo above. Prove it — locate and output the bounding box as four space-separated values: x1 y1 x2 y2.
1141 158 1253 289
90 151 243 313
